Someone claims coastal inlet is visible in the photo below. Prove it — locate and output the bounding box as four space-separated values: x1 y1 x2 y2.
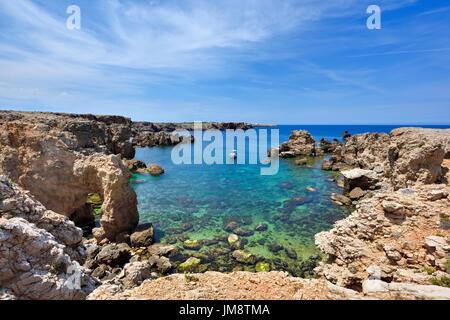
131 135 352 277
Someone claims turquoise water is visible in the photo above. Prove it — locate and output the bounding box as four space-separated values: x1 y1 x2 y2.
131 125 450 276
131 126 360 276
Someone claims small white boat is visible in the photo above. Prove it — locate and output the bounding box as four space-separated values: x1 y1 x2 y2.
229 150 237 159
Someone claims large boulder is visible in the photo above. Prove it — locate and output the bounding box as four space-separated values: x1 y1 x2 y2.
341 168 379 192
95 243 131 267
130 224 155 248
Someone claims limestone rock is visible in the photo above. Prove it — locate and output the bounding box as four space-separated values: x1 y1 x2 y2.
130 224 154 248
331 193 352 206
147 164 165 176
349 187 366 200
0 217 95 300
232 250 256 264
120 261 153 289
96 243 131 267
341 169 379 192
280 130 317 157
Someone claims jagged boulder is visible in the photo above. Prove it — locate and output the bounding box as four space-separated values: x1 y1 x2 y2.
279 130 317 158
341 168 379 192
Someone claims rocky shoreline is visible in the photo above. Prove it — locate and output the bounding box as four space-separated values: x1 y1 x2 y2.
1 110 449 300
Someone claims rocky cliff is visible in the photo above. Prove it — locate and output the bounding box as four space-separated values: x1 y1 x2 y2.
0 176 96 300
314 127 450 295
0 111 139 242
324 128 450 189
132 121 253 147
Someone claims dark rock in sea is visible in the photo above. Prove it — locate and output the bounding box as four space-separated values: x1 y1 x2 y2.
164 236 178 245
183 239 202 251
223 220 239 232
279 181 294 190
279 196 310 214
268 243 284 253
203 239 219 246
255 223 268 232
257 238 267 245
233 227 255 237
181 222 193 231
285 248 298 260
342 130 352 140
294 158 308 166
297 255 322 278
232 250 256 265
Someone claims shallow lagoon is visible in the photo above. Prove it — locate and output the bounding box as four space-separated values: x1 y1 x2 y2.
132 130 352 276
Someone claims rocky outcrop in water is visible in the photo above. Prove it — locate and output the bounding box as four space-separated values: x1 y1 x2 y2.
278 130 318 158
132 122 253 147
325 128 450 189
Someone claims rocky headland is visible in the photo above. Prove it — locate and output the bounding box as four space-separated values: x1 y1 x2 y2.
1 110 449 300
132 121 253 147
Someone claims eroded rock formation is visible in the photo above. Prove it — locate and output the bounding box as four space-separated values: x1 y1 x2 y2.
0 111 138 241
327 128 450 189
315 184 450 290
278 130 318 158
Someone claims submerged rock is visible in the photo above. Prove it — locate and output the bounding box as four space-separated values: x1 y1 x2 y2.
228 234 240 248
295 158 308 166
232 250 256 265
285 248 298 260
183 239 202 251
178 257 201 272
233 227 254 237
255 223 268 232
256 262 271 272
268 243 284 253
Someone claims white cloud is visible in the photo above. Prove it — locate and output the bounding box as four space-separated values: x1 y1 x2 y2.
0 0 422 118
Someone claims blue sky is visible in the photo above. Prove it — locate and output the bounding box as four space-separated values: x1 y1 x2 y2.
0 0 449 124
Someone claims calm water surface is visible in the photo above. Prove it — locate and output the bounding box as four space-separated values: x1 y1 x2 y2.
131 125 449 275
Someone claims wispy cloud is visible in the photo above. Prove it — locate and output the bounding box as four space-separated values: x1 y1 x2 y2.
0 0 448 123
